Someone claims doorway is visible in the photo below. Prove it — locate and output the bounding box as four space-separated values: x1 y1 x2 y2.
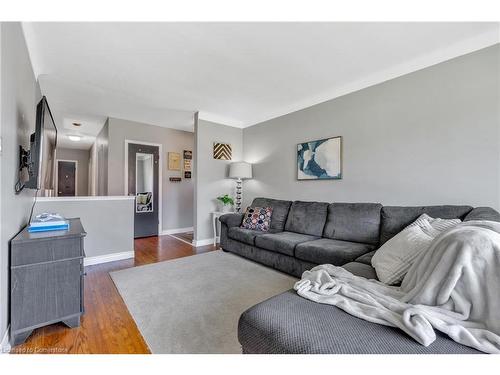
56 160 77 196
126 141 160 238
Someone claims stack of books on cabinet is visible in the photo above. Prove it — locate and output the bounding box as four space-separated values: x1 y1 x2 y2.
28 213 70 232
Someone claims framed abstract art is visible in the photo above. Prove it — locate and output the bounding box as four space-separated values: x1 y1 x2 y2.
297 136 342 180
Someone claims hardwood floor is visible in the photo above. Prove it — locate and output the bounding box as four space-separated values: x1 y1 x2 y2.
169 231 194 244
10 235 216 354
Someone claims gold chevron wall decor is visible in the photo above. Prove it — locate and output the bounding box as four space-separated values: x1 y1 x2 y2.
213 142 232 160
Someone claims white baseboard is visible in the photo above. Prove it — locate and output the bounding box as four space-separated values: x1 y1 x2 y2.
160 227 194 235
84 251 134 266
193 237 219 247
1 326 10 354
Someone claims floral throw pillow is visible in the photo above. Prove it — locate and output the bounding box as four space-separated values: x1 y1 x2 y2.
241 207 273 231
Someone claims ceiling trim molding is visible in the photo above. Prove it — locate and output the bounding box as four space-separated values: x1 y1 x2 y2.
242 29 500 128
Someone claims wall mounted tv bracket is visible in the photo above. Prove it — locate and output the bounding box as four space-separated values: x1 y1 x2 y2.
19 145 31 171
15 135 34 193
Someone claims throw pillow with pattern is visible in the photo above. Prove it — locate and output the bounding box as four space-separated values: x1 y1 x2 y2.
241 207 273 231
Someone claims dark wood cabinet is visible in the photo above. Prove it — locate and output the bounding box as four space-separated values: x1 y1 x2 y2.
10 218 86 346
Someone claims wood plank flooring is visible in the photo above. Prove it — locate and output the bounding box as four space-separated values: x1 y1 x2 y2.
10 234 216 354
169 231 194 244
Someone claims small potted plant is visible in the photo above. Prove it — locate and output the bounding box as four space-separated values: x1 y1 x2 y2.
217 194 234 213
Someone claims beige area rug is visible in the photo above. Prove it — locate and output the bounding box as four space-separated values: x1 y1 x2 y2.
110 251 297 353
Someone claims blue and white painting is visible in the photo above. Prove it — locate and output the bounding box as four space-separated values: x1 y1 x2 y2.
297 136 342 180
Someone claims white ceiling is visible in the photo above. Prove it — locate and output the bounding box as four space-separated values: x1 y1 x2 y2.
55 114 104 150
38 74 195 150
23 22 499 130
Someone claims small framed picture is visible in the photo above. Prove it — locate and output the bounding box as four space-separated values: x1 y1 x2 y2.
168 152 181 170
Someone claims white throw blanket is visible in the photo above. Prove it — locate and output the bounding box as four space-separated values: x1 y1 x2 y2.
294 220 500 353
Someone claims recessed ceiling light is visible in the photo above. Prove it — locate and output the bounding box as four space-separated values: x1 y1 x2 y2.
72 122 82 127
68 135 81 142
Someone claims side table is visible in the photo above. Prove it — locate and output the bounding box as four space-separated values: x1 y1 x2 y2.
211 211 233 246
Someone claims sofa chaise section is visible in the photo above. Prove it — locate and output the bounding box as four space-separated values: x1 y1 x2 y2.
238 290 480 354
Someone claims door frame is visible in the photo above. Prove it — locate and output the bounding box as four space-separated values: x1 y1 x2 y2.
124 140 163 235
55 159 78 197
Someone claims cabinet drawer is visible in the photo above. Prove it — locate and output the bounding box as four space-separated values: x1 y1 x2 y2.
11 258 82 331
11 237 82 267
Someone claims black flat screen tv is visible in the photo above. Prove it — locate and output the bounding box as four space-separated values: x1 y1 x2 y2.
25 96 58 191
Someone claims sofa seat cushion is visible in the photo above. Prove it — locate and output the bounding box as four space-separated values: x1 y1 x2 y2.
238 290 480 354
228 227 268 246
255 231 319 257
295 239 375 266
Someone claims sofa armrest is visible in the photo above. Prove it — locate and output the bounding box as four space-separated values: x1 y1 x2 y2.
219 213 244 228
464 207 500 222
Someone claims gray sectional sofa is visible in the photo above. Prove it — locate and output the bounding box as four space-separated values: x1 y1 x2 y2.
219 197 500 354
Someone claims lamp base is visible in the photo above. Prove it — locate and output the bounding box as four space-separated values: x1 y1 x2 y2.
235 178 242 213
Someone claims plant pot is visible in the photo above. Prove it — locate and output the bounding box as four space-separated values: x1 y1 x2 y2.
220 204 232 213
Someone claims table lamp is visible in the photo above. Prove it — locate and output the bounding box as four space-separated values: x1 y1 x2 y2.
229 162 253 212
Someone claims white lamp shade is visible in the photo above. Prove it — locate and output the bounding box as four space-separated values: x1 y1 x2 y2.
229 162 252 179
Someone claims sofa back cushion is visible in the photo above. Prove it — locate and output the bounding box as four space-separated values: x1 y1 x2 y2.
323 203 382 246
251 197 292 232
379 205 473 245
464 207 500 222
285 201 329 236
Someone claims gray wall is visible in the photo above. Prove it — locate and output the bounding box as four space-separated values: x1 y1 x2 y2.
107 117 194 231
243 45 500 210
56 147 90 196
194 119 243 242
96 119 109 196
88 142 96 195
0 23 42 342
35 197 134 258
